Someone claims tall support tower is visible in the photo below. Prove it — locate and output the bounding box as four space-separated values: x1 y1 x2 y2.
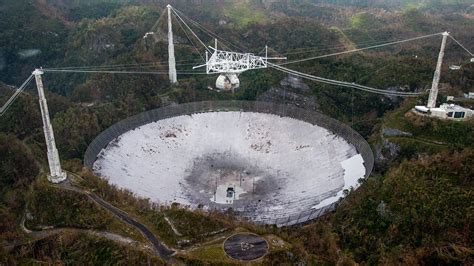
33 69 67 183
427 31 449 108
167 4 177 84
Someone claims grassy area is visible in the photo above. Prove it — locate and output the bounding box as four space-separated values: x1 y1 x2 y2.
182 243 234 264
71 171 179 246
222 2 266 26
75 169 234 247
382 99 474 152
164 206 230 240
332 149 473 264
265 234 291 252
176 229 231 263
26 178 145 242
330 27 356 50
177 229 290 264
385 136 447 158
3 231 162 264
349 12 382 30
0 133 40 242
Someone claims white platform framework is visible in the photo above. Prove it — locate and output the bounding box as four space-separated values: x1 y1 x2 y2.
161 5 285 91
195 41 271 74
192 41 284 91
192 40 284 91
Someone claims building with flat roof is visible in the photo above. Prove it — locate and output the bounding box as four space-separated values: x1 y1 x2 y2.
414 103 473 120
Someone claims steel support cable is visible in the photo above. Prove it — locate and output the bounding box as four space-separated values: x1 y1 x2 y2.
172 7 246 52
277 32 444 66
172 10 206 61
172 8 236 51
41 69 207 75
272 33 406 55
149 7 167 33
87 62 202 69
45 60 204 71
1 74 33 106
46 65 201 72
173 6 239 59
0 74 34 116
180 17 234 52
281 38 395 53
269 63 425 97
49 32 446 72
274 65 424 96
256 46 266 55
42 64 207 72
280 38 411 56
282 71 424 97
49 6 221 72
170 8 211 53
277 68 422 97
448 35 474 56
173 8 240 53
186 18 240 52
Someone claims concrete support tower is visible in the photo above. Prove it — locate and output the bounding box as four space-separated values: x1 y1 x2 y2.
167 4 177 84
33 69 67 183
427 32 449 108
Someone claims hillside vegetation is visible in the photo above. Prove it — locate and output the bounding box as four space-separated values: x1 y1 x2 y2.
0 0 473 264
333 149 473 264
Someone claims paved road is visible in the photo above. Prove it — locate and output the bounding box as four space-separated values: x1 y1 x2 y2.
10 146 175 259
87 192 175 258
4 214 150 254
58 178 175 259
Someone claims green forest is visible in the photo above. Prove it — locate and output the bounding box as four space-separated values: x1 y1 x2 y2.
0 0 473 264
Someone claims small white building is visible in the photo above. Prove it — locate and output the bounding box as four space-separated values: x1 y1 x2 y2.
414 104 473 120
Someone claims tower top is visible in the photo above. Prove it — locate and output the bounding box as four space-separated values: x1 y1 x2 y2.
32 68 44 75
167 4 172 8
442 31 450 36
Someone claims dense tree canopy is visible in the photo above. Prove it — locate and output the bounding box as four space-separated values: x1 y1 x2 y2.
0 0 472 264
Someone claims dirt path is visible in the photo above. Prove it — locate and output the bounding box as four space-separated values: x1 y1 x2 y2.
164 215 183 236
5 217 151 254
56 177 175 259
15 122 175 259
